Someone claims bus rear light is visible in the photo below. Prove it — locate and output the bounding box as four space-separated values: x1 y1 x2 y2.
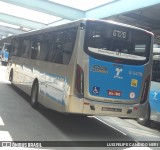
133 106 138 110
84 102 90 105
76 64 84 97
113 59 122 63
141 76 150 104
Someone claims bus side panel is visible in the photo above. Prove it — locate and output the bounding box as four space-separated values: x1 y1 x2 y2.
149 81 160 122
12 57 24 89
21 58 34 95
32 62 70 113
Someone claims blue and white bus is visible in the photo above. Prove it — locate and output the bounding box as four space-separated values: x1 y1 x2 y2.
1 43 10 65
7 19 153 118
137 44 160 125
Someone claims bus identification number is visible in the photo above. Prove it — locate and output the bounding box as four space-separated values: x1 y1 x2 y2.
112 30 127 39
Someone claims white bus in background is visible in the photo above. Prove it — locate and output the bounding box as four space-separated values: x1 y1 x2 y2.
1 43 10 65
137 44 160 126
7 19 153 118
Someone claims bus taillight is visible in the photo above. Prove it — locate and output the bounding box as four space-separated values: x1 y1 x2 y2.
76 64 84 97
141 76 150 104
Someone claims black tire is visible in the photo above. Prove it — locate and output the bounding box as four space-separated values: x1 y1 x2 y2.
137 103 150 126
31 81 39 108
9 70 13 85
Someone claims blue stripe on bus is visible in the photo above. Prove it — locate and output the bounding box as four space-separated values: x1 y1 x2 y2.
46 93 65 106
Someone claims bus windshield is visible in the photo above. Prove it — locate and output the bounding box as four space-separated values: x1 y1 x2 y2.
84 21 151 65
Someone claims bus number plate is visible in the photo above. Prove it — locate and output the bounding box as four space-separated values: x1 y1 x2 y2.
102 107 122 112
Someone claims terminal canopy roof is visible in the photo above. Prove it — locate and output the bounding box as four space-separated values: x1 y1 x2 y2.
0 0 160 43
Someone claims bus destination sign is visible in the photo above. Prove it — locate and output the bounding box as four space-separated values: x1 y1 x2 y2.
112 29 128 40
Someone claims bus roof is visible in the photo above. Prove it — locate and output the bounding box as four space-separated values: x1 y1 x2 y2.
12 18 154 39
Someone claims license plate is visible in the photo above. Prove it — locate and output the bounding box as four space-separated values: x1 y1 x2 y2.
102 107 122 112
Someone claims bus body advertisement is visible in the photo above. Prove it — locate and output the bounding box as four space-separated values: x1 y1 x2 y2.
6 19 154 118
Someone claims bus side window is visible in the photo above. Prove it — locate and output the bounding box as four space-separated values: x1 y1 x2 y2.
45 27 77 64
21 40 31 58
31 42 37 59
31 38 40 60
48 43 56 62
62 27 77 65
54 44 63 64
14 39 20 57
10 40 16 57
62 40 73 64
54 31 64 64
39 33 51 61
47 32 56 62
40 40 50 61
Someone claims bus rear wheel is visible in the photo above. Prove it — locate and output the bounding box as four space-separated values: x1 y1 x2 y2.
31 82 39 108
9 70 13 85
137 103 150 126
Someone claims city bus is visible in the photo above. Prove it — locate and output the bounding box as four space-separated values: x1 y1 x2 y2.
0 36 13 65
137 44 160 125
1 43 10 65
6 19 154 118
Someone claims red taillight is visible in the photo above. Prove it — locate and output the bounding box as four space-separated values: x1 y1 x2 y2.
76 64 84 97
141 76 150 104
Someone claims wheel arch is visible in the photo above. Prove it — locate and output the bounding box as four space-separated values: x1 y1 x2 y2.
137 101 151 126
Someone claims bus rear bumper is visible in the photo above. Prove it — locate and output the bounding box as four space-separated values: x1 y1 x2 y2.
82 99 147 119
67 96 147 119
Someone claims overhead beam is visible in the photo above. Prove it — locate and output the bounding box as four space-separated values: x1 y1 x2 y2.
48 19 71 26
0 13 46 30
0 31 8 36
1 0 84 20
85 0 160 19
123 13 160 30
0 25 26 35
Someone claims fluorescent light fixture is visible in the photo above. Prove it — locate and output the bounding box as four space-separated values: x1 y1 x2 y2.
0 117 4 126
0 1 62 24
48 0 116 11
0 131 12 141
8 34 13 36
0 22 20 29
22 28 32 31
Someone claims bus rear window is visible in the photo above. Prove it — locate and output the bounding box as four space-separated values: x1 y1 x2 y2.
84 21 151 65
